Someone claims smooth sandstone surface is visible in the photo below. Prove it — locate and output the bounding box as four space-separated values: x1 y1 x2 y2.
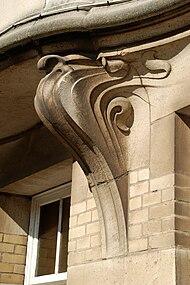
68 249 176 285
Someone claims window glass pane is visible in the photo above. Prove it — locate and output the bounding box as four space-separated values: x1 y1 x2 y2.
36 200 59 276
59 197 70 273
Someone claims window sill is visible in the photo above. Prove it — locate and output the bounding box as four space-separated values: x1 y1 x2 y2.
30 273 67 285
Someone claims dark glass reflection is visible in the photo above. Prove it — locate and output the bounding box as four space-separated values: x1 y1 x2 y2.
36 201 59 276
59 197 70 273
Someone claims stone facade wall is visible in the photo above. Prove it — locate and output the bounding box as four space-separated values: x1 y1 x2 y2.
67 168 177 285
0 193 30 284
67 162 177 285
129 169 175 253
0 233 27 284
175 114 190 250
68 162 102 267
67 107 190 284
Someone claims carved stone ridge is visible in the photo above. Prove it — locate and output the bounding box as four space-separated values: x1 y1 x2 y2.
34 50 171 258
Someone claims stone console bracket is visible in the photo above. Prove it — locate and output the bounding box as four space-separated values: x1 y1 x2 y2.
34 50 171 258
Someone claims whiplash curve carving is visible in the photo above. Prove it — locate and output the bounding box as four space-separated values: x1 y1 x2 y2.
34 50 171 257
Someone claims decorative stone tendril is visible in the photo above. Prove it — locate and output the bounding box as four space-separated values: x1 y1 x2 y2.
101 57 130 76
114 101 133 134
100 50 171 80
142 50 171 79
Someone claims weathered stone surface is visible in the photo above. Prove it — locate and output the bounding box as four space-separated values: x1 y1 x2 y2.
68 249 176 285
0 0 44 33
0 194 30 235
1 0 190 54
176 249 190 284
175 113 190 187
150 114 175 178
71 162 90 204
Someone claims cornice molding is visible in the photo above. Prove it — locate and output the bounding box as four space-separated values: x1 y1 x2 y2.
1 0 189 34
34 49 171 257
0 1 190 54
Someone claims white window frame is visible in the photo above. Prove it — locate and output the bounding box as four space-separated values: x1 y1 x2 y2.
24 183 71 285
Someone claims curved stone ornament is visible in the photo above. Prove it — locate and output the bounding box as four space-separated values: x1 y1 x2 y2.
34 50 171 258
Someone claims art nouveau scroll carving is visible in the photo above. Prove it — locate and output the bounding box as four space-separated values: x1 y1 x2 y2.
34 50 171 258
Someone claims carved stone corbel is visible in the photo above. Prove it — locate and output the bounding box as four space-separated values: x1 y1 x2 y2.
34 50 171 258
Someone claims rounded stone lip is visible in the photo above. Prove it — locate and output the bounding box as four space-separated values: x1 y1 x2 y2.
0 0 190 54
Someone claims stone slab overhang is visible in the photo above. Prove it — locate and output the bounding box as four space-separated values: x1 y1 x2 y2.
0 0 190 53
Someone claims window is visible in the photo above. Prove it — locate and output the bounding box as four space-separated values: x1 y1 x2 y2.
25 183 71 285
